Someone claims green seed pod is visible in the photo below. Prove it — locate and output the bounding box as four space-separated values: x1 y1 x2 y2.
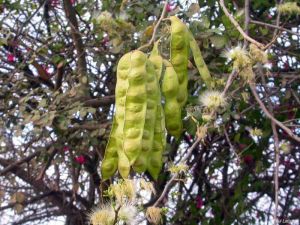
148 103 166 180
101 117 118 180
118 149 131 178
122 50 148 165
101 53 131 180
170 16 190 107
133 59 159 173
162 60 182 139
149 41 163 81
189 33 212 88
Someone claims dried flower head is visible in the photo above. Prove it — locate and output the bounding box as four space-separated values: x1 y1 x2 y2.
89 203 115 225
146 207 162 225
223 44 251 69
169 163 189 174
140 179 156 195
197 125 208 140
118 202 137 225
250 128 263 137
202 113 214 122
249 44 268 64
277 2 300 15
111 179 136 205
280 140 291 154
239 66 255 82
199 90 227 110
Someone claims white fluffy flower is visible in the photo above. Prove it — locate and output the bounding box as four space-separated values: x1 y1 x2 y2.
223 44 251 69
118 202 137 225
146 207 162 225
89 203 115 225
199 90 227 110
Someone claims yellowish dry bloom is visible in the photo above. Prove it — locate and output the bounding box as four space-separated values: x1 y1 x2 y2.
140 179 156 195
239 66 255 82
199 90 227 110
169 163 189 174
249 44 268 64
197 125 208 140
89 204 115 225
223 44 251 70
280 140 291 154
250 128 263 137
146 206 162 225
277 2 300 15
202 113 214 122
122 179 136 201
111 179 136 204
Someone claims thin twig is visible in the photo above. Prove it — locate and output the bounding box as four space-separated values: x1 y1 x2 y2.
153 137 201 207
250 20 299 37
138 1 169 51
249 81 300 143
272 122 280 225
244 0 250 47
153 68 236 207
224 129 240 164
219 0 264 49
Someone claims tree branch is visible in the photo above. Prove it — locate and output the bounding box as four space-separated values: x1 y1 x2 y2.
138 1 169 51
249 81 300 143
219 0 264 48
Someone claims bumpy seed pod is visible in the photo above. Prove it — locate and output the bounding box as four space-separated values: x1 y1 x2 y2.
101 117 118 180
133 59 159 173
149 41 163 81
170 16 189 107
100 53 130 179
189 33 212 88
162 60 182 139
148 102 166 179
122 50 148 166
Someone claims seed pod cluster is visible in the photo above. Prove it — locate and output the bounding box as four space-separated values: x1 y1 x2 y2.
162 16 212 138
101 50 166 180
101 16 212 180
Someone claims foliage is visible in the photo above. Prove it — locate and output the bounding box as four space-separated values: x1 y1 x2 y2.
0 0 299 225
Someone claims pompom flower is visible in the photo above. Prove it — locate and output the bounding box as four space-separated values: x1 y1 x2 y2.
280 140 291 154
146 207 162 225
140 179 156 195
89 204 115 225
199 90 227 110
277 2 300 15
249 44 268 64
223 44 251 69
111 179 136 205
118 202 137 225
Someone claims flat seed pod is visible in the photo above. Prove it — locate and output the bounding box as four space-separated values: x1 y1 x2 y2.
189 33 212 88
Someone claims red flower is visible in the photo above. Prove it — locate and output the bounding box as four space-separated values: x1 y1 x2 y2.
75 155 86 164
63 146 70 152
70 0 75 4
7 54 15 62
196 196 203 209
50 0 59 7
243 155 254 165
166 3 175 12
